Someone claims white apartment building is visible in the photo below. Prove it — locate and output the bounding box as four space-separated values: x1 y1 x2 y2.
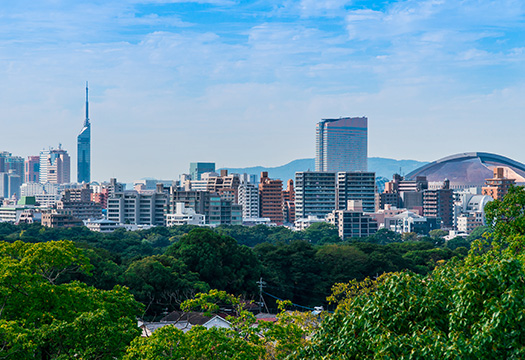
107 190 167 226
238 183 259 219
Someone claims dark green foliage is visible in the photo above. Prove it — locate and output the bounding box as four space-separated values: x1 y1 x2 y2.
0 222 468 317
303 222 340 245
0 241 142 359
255 240 324 307
467 225 492 242
166 228 261 296
446 236 471 250
121 255 209 316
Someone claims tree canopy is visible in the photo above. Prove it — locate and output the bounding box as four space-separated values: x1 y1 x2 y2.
0 240 143 360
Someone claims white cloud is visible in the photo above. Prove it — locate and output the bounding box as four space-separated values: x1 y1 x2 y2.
0 0 524 181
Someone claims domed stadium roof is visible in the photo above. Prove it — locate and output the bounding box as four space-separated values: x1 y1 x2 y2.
406 152 525 187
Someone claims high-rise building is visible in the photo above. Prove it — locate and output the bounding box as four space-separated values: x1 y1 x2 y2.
423 180 454 229
0 152 24 178
0 171 21 199
295 171 337 219
259 172 283 224
107 189 167 226
315 117 368 172
206 170 240 202
77 82 91 183
39 148 50 184
24 156 40 183
238 182 260 219
336 171 376 213
189 162 215 181
46 147 70 184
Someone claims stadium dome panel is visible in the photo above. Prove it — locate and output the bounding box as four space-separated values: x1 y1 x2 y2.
405 152 525 188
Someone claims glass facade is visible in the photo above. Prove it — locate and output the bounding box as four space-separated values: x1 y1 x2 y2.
315 117 367 172
77 84 90 183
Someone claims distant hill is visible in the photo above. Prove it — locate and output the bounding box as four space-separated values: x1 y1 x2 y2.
220 157 428 181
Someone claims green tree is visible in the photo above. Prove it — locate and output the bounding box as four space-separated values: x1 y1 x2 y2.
255 240 324 307
123 325 264 360
366 228 402 244
303 222 340 245
121 255 209 316
0 240 142 359
446 236 470 250
294 186 525 359
166 228 261 295
296 256 525 359
316 244 368 285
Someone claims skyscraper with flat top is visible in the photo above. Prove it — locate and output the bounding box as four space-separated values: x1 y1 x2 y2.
77 82 91 183
315 117 368 172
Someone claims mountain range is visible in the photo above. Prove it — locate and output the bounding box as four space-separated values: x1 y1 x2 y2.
220 157 429 182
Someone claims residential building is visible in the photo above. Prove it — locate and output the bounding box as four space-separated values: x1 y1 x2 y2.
423 180 454 229
0 197 40 223
204 170 240 203
206 194 242 226
456 213 484 234
315 117 367 172
259 172 283 224
107 189 167 226
56 184 103 220
327 200 378 239
107 178 125 196
77 83 91 183
41 210 84 228
238 182 260 219
166 202 206 226
337 171 376 213
282 179 295 224
482 167 515 200
91 189 109 209
169 189 209 216
295 171 336 219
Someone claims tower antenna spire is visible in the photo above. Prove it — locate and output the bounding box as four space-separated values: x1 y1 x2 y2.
85 81 89 126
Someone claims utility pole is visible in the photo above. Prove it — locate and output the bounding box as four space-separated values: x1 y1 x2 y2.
256 277 270 314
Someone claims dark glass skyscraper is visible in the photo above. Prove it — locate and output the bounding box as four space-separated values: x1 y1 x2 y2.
77 83 90 183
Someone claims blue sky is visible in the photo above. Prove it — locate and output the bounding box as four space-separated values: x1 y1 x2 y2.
0 0 524 182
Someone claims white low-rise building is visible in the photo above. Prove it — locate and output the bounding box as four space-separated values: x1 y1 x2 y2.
166 202 205 226
85 218 124 233
295 216 327 231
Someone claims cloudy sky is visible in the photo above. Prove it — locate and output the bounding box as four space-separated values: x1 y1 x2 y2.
1 0 524 182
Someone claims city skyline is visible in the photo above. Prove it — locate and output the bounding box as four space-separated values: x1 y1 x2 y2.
0 1 524 182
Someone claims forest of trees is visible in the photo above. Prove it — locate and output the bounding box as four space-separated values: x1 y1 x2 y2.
0 220 477 316
3 184 523 359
